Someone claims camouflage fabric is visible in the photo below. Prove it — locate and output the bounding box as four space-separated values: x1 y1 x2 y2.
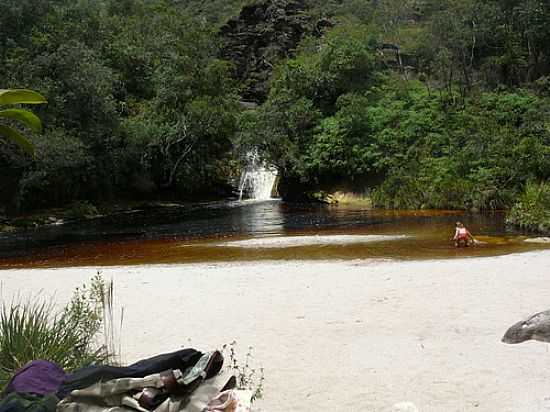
0 392 58 412
56 371 232 412
57 349 201 399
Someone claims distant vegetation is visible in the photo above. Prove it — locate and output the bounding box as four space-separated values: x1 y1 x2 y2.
1 0 549 228
237 0 550 224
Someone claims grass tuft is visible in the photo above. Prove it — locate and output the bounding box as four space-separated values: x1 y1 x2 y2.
0 273 112 390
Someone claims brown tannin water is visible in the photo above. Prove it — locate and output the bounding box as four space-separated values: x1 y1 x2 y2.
0 200 548 268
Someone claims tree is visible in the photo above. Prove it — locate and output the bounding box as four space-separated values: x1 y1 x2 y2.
0 89 46 157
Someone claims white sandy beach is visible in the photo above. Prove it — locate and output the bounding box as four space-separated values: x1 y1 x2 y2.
2 252 550 411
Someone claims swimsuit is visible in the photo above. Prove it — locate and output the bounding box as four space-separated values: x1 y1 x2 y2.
457 228 469 241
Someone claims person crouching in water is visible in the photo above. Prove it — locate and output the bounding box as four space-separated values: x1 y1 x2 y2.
453 221 474 247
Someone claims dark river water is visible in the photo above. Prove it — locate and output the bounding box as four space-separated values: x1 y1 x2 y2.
0 200 548 268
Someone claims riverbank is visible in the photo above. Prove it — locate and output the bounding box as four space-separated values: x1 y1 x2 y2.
0 200 230 233
2 252 550 411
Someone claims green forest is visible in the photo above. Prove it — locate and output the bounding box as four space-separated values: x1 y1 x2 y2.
1 0 550 231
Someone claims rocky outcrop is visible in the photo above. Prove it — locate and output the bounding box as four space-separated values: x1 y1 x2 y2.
220 0 329 102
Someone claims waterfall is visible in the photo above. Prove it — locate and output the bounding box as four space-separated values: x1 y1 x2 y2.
238 151 278 201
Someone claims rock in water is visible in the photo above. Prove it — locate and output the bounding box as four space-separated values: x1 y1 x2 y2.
502 310 550 344
392 402 419 412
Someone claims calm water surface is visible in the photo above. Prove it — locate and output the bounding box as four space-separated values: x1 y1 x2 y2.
0 200 547 268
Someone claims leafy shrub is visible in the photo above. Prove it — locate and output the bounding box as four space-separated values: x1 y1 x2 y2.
0 273 111 390
507 181 550 233
362 86 550 211
371 168 424 209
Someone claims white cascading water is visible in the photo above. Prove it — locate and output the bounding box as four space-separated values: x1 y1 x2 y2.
238 151 278 201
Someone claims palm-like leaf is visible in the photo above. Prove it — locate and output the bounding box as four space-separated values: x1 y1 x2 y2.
0 109 42 133
0 89 46 156
0 89 47 105
0 125 35 156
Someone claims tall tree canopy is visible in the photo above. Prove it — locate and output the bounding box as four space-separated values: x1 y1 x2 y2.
1 0 549 215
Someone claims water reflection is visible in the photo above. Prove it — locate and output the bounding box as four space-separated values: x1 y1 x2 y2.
0 200 548 268
236 199 285 237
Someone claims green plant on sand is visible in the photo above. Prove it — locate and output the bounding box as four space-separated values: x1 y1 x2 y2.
0 273 113 390
222 341 265 402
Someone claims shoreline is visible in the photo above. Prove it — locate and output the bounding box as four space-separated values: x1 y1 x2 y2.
2 252 550 411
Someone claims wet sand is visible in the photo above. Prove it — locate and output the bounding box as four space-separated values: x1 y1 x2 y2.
2 252 550 411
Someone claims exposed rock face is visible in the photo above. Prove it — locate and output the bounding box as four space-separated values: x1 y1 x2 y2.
220 0 325 102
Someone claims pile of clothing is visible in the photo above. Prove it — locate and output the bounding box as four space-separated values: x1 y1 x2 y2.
0 348 252 412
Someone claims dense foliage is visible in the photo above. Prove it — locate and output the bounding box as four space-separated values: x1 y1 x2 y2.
507 181 550 232
2 0 550 222
0 0 240 212
239 0 550 210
